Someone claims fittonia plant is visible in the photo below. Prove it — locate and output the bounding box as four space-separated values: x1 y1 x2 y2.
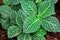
0 0 59 40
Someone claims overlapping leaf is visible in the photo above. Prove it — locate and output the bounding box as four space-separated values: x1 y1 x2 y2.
0 0 60 40
41 16 60 32
0 5 12 18
8 26 22 38
2 19 10 30
17 34 32 40
20 1 37 16
18 9 27 21
37 1 55 18
16 10 23 27
10 10 17 24
23 16 41 33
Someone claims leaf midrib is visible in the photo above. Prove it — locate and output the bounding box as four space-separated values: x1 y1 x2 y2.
25 19 39 32
39 2 50 17
22 1 36 14
10 27 20 37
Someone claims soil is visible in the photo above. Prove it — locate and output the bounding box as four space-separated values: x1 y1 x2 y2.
0 0 60 40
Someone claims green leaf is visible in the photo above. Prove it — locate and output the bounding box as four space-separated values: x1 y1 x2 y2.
3 0 20 5
44 0 58 4
33 34 46 40
41 16 60 32
0 5 12 18
23 16 41 33
20 1 37 16
35 29 47 36
17 34 32 40
10 0 19 5
2 19 10 30
8 26 22 38
16 10 23 27
3 0 11 5
18 9 27 21
35 0 42 3
37 1 55 18
10 10 17 24
53 0 58 4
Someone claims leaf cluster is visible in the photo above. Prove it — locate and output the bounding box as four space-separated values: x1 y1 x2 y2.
0 0 59 40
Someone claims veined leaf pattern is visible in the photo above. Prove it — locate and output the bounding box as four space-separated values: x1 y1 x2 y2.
33 34 46 40
17 34 32 40
8 26 22 38
23 16 41 33
2 19 10 30
0 5 12 18
10 10 17 24
20 1 37 16
16 10 23 27
41 16 60 32
37 1 55 18
18 9 27 21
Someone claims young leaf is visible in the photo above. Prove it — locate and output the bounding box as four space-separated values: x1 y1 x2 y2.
35 29 47 36
20 1 37 16
3 0 11 5
33 34 46 40
0 5 12 18
23 16 41 33
18 9 27 21
41 16 60 32
16 10 23 27
37 1 55 18
8 26 22 38
17 34 32 40
2 19 10 30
